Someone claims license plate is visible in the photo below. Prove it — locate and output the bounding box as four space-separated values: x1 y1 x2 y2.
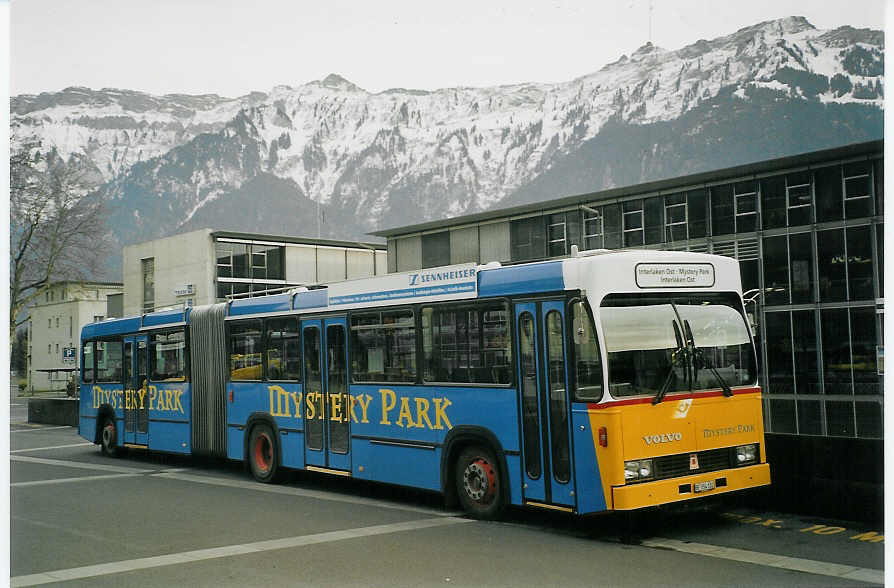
694 480 715 493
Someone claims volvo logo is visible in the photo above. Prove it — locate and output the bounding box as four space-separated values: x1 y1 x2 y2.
643 432 683 445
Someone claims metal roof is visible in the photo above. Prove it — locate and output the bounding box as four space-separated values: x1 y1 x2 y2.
370 140 883 238
211 230 385 250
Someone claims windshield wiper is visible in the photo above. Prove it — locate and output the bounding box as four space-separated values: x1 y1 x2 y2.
683 320 733 397
652 320 688 405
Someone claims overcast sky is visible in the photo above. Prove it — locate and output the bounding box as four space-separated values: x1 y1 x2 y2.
9 0 888 97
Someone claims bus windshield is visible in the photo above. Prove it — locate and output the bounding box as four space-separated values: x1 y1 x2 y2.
600 293 756 399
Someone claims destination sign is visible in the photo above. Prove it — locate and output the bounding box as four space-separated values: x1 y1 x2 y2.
635 263 715 288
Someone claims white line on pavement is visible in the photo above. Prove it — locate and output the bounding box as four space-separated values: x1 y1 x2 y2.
11 443 93 453
11 516 473 587
10 455 150 474
10 426 73 433
154 470 461 517
11 473 143 488
642 537 883 585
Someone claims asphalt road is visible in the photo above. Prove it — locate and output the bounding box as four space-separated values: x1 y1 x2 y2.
10 418 886 587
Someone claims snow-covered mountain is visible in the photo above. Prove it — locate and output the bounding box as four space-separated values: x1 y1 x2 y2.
10 16 884 270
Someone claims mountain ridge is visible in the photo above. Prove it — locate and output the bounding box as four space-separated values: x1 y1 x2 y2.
10 16 884 278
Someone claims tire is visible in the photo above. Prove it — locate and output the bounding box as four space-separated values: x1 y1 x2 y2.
248 423 280 483
455 445 505 520
100 417 120 457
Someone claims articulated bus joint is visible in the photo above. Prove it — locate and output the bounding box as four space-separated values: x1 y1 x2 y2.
611 462 771 511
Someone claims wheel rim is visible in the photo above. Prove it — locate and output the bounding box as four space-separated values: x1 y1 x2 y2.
463 457 497 504
254 433 272 473
102 422 115 448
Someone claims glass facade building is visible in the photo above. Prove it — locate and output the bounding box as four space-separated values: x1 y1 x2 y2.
378 141 884 440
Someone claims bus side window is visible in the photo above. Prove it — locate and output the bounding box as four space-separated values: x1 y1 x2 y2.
571 300 603 401
229 320 263 381
150 329 187 382
82 341 94 383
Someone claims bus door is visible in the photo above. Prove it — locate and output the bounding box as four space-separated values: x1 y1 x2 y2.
515 301 576 509
123 334 149 446
301 317 351 473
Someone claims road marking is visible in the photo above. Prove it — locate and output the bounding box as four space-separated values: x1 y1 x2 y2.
11 516 473 587
13 515 120 546
642 537 884 585
11 473 143 488
11 443 93 453
10 425 73 433
155 471 461 517
10 455 150 474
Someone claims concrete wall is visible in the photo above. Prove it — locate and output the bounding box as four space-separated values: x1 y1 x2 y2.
395 235 422 272
123 228 214 315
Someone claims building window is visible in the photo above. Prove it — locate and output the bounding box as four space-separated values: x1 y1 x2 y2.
843 161 872 218
762 236 788 305
687 189 707 238
622 200 643 247
711 184 734 236
142 258 155 313
816 229 846 302
422 231 451 268
643 197 663 245
734 181 758 233
510 217 546 261
55 317 59 328
548 214 568 256
69 317 72 338
582 207 603 249
786 171 812 226
664 194 687 242
251 244 284 280
55 344 59 354
217 282 251 301
602 204 622 248
48 318 52 329
789 232 814 304
846 225 874 300
815 165 843 223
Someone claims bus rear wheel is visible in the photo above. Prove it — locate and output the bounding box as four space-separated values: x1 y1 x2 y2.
455 446 505 520
100 418 119 457
248 424 280 483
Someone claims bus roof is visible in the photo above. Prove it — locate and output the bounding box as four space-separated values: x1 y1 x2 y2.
81 249 740 337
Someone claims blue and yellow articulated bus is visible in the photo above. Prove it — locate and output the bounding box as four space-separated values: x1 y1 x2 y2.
79 249 770 519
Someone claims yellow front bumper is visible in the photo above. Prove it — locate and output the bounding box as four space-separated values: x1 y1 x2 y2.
611 463 771 510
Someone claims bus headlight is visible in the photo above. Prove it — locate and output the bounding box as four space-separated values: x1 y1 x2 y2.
624 459 654 482
736 444 757 465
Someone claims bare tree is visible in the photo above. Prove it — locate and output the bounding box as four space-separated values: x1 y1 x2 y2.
10 143 109 339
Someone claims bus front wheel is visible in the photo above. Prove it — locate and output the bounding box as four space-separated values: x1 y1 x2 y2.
455 446 505 520
248 423 280 483
100 418 119 457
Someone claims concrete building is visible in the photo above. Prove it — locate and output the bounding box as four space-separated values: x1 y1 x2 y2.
27 281 122 392
374 141 884 441
122 229 387 316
